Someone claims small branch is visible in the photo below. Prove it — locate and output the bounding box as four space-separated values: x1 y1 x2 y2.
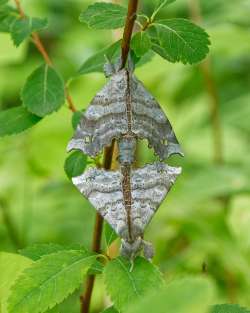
80 143 115 313
121 0 139 68
14 0 77 113
188 0 223 164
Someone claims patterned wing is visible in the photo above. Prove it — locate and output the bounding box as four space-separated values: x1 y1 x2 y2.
130 163 181 236
72 167 128 237
130 74 183 160
72 163 181 241
67 70 128 157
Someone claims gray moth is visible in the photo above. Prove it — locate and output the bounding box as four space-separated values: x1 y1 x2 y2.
73 162 181 260
67 68 183 161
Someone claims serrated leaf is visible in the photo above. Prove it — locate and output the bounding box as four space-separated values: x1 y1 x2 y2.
102 306 119 313
20 243 103 276
7 250 97 313
104 256 164 311
131 32 152 57
11 17 48 47
153 18 210 64
105 222 118 248
0 106 41 137
78 40 121 75
127 277 215 313
152 0 176 20
72 111 83 130
20 243 85 261
130 50 155 67
64 151 88 179
0 252 33 313
22 64 65 117
79 2 126 30
211 304 250 313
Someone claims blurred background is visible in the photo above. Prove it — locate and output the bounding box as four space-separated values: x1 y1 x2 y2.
0 0 250 312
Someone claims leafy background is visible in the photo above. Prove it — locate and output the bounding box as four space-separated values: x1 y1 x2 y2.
0 0 250 312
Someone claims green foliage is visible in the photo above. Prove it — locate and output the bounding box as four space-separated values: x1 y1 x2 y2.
78 40 121 75
126 277 215 313
104 256 164 311
0 106 41 137
0 0 8 6
152 0 176 19
71 111 83 130
211 304 250 313
0 252 33 313
7 250 97 313
11 17 48 47
20 243 84 261
21 64 65 117
152 19 210 64
104 222 118 248
79 2 127 30
0 6 18 33
64 151 88 179
131 32 152 57
101 306 119 313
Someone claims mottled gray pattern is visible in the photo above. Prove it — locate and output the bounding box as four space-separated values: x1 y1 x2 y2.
72 163 181 258
67 69 183 160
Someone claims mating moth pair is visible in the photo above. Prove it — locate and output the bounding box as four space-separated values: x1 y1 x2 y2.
67 61 183 260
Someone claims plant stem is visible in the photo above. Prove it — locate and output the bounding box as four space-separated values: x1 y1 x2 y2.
80 143 115 313
188 0 223 164
121 0 139 68
14 0 77 113
81 1 139 312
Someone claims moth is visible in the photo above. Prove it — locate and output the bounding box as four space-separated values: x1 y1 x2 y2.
68 63 183 260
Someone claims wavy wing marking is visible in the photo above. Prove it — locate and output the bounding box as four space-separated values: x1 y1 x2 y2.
72 163 181 240
67 70 128 157
130 75 183 159
72 167 127 236
130 163 181 235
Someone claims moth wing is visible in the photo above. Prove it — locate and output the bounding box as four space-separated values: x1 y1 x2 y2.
72 168 127 236
131 163 181 235
131 74 183 160
67 70 128 157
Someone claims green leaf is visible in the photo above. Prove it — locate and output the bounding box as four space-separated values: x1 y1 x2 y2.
0 252 33 313
127 277 215 313
0 106 41 137
131 32 152 57
78 40 121 75
130 50 155 67
11 17 48 47
0 6 19 33
153 18 210 64
71 111 83 130
152 0 176 20
102 306 119 313
22 64 65 117
20 243 85 261
64 151 88 179
104 256 164 311
211 304 250 313
105 222 118 248
20 243 103 276
79 2 126 30
7 250 97 313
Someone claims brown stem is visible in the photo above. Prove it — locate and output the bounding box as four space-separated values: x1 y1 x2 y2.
14 0 77 113
80 143 115 313
188 0 223 164
121 0 139 68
